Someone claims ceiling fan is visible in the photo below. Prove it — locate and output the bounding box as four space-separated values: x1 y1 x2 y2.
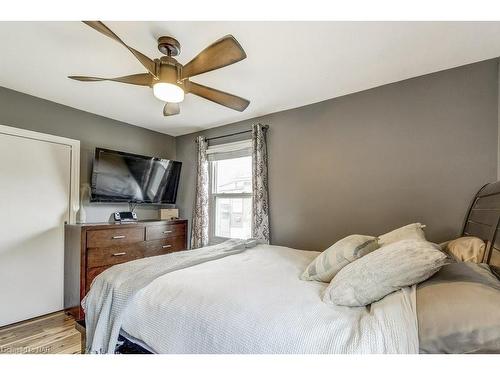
69 21 250 117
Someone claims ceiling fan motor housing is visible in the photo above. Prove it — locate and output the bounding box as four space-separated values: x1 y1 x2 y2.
158 56 183 88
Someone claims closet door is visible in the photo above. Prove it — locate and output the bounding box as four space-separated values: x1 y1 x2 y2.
0 130 74 326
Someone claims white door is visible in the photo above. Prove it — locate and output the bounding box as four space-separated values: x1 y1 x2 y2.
0 126 79 326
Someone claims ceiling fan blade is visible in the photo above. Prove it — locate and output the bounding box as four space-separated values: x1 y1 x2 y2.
83 21 157 78
181 35 246 79
186 81 249 112
163 102 180 116
68 73 152 86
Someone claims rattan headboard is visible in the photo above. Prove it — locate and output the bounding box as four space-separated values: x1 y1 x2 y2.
462 181 500 278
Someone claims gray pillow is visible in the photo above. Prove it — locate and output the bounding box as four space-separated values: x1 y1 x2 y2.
323 239 447 307
417 262 500 353
301 235 379 283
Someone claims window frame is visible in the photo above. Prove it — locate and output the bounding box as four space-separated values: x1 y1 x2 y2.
208 144 253 244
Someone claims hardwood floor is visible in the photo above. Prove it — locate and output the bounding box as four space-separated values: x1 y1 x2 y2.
0 311 81 354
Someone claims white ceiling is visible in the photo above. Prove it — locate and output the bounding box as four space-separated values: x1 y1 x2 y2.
1 21 500 136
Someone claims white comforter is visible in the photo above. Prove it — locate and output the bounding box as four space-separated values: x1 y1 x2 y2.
121 244 419 354
83 239 256 353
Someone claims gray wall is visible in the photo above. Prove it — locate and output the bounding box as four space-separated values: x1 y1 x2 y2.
1 59 497 248
0 87 176 222
176 59 499 251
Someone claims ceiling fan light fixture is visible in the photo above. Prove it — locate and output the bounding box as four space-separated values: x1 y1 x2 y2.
153 82 185 103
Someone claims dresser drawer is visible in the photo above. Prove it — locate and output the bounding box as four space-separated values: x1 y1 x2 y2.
144 236 187 257
87 227 144 248
145 223 186 241
87 243 145 268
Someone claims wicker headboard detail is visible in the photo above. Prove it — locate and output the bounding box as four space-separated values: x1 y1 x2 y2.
462 181 500 278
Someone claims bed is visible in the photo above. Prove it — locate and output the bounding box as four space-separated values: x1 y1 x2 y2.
83 182 500 354
117 244 418 354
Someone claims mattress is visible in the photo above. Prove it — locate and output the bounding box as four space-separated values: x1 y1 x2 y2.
120 244 418 354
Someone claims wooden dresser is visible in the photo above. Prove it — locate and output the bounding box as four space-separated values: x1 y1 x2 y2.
64 219 188 319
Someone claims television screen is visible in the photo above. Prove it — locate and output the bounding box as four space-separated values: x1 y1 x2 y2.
91 148 182 204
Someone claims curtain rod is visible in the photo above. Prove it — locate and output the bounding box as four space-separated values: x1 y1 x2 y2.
195 124 269 143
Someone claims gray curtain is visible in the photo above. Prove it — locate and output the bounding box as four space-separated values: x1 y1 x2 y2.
251 124 270 243
191 136 209 249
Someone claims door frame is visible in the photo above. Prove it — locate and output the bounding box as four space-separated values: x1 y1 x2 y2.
0 124 80 224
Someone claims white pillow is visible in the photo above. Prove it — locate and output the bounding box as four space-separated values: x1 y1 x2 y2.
301 235 379 283
323 239 448 307
378 223 426 246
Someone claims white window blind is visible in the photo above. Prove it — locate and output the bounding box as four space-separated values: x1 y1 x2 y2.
207 139 252 161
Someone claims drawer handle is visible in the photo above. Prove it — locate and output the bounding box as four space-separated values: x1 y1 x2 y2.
112 252 127 256
163 230 172 234
162 245 172 249
112 235 126 239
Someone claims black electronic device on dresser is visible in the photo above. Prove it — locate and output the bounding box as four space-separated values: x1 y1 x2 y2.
114 211 138 222
64 219 188 320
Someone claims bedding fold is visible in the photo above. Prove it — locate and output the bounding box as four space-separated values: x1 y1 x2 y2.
82 238 257 353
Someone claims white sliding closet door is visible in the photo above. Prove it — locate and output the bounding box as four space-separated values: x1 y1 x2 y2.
0 126 79 326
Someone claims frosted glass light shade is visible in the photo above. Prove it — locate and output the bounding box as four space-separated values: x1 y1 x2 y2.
153 82 185 103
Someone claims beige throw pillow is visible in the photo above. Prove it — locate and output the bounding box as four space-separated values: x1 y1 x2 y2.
323 239 447 307
301 235 379 283
378 223 426 246
443 236 485 263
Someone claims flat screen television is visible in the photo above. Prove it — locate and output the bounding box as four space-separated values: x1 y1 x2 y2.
91 148 182 204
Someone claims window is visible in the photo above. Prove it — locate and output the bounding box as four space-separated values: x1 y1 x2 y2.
208 141 253 242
